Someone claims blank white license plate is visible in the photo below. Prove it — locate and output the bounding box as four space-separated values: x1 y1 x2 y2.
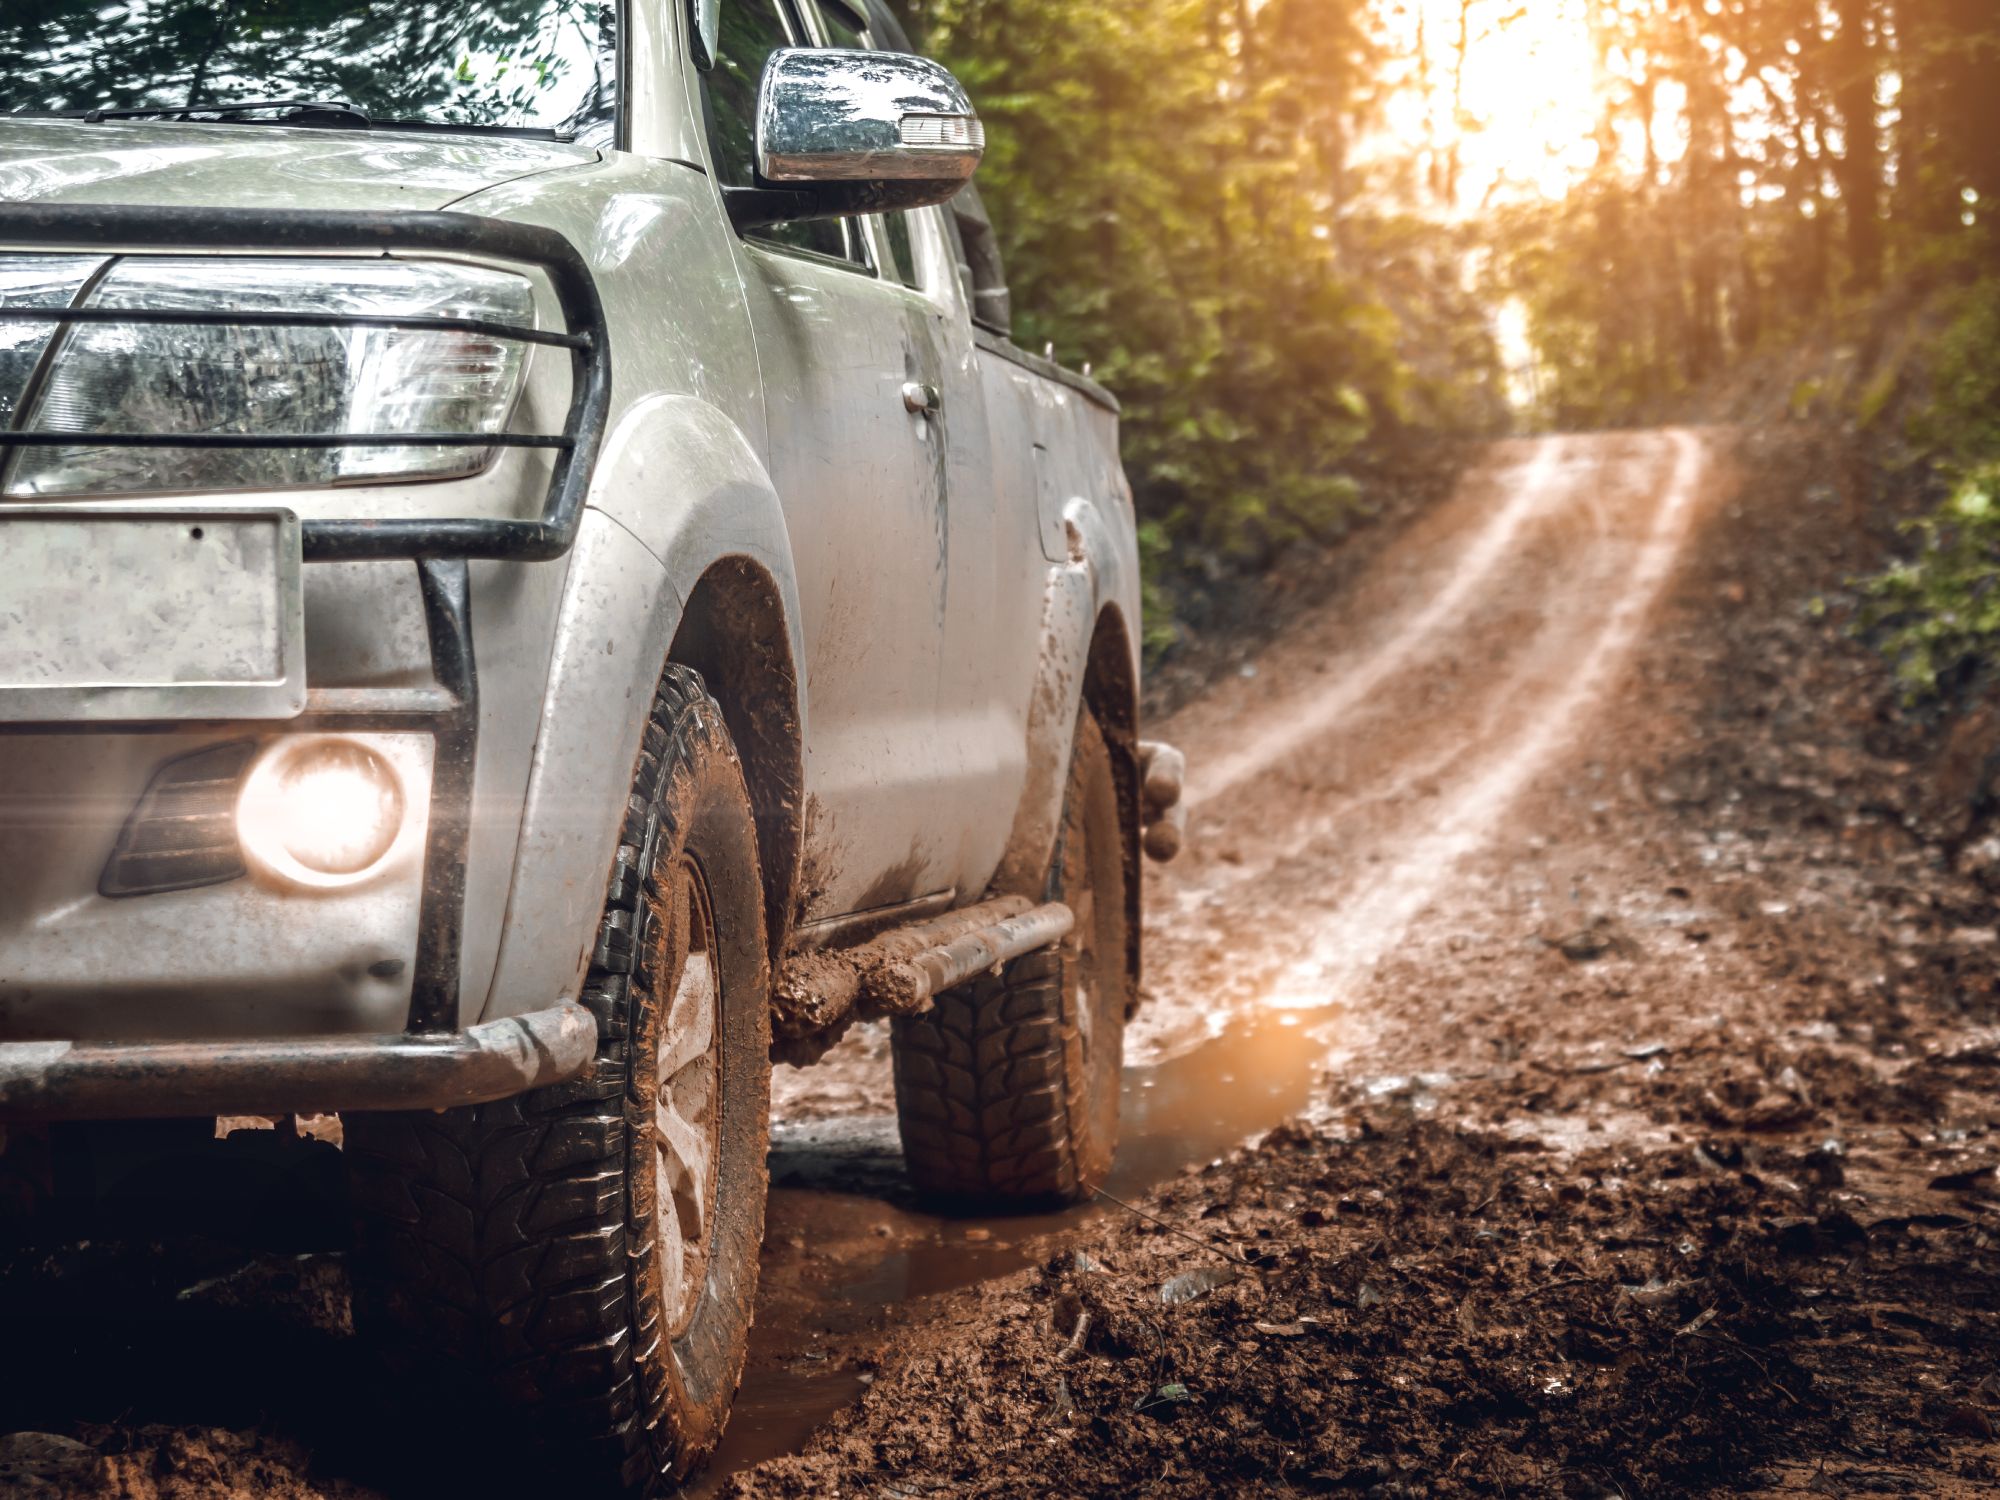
0 509 305 722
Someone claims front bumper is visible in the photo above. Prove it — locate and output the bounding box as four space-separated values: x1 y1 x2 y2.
0 999 596 1121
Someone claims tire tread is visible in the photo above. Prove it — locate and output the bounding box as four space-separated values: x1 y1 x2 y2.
348 665 747 1494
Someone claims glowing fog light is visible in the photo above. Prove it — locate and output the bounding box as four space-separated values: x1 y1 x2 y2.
237 738 409 889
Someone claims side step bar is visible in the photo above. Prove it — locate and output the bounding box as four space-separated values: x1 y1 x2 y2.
772 895 1073 1057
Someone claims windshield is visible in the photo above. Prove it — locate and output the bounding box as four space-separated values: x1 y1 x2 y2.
0 0 617 141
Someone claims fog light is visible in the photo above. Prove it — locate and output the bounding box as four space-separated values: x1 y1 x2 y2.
237 738 408 889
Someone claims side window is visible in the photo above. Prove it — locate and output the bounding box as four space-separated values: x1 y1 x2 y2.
702 0 850 262
808 0 867 48
951 184 1013 333
821 0 922 289
883 211 921 289
701 0 786 189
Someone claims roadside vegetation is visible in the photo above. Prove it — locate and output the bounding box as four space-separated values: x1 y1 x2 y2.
1861 277 2000 698
1470 1 1998 701
900 0 1510 655
901 0 1998 686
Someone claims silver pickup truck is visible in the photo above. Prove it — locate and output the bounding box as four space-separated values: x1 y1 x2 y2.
0 0 1187 1487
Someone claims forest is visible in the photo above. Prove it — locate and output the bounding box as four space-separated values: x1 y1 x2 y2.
898 0 1999 675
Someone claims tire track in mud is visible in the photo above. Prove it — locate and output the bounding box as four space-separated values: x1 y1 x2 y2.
1187 438 1575 810
1249 430 1704 1015
1137 429 1710 1051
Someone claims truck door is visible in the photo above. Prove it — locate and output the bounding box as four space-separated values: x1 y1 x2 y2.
814 2 1034 907
859 191 1054 904
700 0 966 923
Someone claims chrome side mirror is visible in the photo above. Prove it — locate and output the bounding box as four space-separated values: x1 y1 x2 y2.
728 48 984 231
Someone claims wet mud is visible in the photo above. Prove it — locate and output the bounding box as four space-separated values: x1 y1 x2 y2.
689 999 1347 1494
4 426 1997 1496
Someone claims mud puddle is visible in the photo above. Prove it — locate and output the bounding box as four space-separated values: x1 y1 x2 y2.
689 1002 1344 1492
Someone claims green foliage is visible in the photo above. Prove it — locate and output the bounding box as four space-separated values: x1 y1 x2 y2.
1862 465 2000 699
1490 0 2000 432
902 0 1505 651
1135 520 1178 657
1908 278 2000 473
1489 181 1692 429
1853 365 1901 432
1861 278 2000 698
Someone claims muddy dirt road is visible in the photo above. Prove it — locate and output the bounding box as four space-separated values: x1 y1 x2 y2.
717 429 1720 1465
3 427 1996 1497
726 426 2000 1495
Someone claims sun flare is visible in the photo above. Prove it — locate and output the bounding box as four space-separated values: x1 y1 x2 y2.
1380 0 1607 209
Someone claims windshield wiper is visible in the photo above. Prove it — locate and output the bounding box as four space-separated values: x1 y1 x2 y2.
81 98 372 129
371 118 577 142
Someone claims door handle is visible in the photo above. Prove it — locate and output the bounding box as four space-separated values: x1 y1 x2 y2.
901 381 941 417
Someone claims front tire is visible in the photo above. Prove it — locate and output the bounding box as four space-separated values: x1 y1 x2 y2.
892 708 1132 1203
347 665 771 1493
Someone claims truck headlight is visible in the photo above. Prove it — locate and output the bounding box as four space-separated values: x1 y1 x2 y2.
3 258 536 499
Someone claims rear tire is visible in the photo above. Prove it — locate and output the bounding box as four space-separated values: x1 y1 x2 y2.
892 709 1132 1203
347 665 771 1494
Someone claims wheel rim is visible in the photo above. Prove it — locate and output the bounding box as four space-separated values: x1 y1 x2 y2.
653 855 722 1340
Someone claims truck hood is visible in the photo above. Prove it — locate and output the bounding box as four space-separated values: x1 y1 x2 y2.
0 117 598 214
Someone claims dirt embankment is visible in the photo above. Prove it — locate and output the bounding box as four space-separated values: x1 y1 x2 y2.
730 427 2000 1497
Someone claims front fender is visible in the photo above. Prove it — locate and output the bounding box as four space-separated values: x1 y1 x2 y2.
477 397 802 1023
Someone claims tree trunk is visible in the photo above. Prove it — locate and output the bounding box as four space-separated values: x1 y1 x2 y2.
1939 0 2000 206
1826 0 1883 289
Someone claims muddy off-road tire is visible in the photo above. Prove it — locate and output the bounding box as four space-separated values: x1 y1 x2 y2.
892 709 1132 1203
347 666 771 1494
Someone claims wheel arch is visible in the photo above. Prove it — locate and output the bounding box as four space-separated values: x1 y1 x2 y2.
1081 600 1138 754
477 394 808 1024
668 556 804 967
1080 601 1142 1002
990 544 1141 947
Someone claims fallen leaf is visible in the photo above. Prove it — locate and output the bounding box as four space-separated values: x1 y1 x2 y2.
1160 1264 1239 1305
